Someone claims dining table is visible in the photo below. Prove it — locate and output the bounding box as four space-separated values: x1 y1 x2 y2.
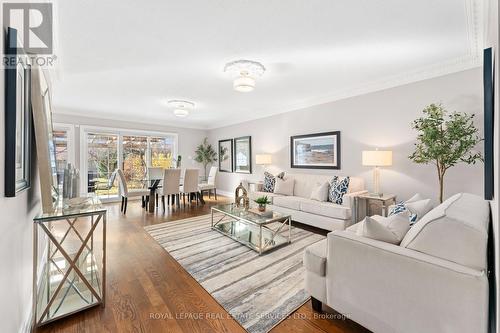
145 176 205 213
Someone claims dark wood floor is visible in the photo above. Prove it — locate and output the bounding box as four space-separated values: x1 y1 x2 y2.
37 196 369 333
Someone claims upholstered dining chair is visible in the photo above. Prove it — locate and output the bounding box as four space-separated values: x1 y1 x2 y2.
158 168 181 210
148 167 164 207
117 169 150 214
181 169 200 206
198 166 218 200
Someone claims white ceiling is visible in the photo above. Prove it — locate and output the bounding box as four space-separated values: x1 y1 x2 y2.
51 0 483 129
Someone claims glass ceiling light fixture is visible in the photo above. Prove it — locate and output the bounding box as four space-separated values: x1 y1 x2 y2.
168 100 195 118
224 59 266 93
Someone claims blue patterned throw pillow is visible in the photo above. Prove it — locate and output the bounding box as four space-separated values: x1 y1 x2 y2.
389 201 418 226
263 172 285 192
328 176 350 204
389 201 406 215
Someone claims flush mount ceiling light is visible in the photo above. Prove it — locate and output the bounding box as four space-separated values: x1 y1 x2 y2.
168 100 195 117
224 59 266 92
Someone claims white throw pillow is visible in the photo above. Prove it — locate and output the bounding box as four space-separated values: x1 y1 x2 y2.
349 213 411 244
407 193 425 203
356 216 400 244
405 199 433 222
274 177 295 196
310 182 329 202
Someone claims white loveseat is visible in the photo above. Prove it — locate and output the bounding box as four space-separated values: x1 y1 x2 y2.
303 193 491 333
248 174 366 231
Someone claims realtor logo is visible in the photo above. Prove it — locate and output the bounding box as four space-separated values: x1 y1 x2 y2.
3 2 53 54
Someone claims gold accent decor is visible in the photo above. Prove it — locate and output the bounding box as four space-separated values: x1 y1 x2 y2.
234 182 249 209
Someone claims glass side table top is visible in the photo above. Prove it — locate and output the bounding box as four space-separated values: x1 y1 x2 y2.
212 203 290 225
34 195 106 221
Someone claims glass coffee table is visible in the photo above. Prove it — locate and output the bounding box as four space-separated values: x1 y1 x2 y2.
211 204 292 255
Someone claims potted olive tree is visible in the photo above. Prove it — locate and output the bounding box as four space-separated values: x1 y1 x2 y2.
194 138 217 181
409 103 482 203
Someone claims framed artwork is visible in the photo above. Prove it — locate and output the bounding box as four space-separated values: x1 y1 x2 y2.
5 27 32 197
290 131 341 169
234 136 252 174
32 67 59 213
218 139 233 173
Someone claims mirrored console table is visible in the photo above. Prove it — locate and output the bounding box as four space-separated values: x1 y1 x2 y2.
32 196 106 328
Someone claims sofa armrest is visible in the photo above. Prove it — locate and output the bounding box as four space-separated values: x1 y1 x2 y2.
342 190 368 208
325 231 488 333
342 190 368 225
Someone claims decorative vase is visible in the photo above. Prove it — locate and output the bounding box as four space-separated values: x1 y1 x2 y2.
258 204 266 212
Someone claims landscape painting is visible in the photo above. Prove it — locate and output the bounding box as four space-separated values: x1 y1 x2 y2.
290 131 341 169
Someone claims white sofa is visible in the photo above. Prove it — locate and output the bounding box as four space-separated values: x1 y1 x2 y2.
303 193 490 333
248 174 366 231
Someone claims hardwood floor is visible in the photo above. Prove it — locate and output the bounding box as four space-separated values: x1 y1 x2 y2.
37 196 369 333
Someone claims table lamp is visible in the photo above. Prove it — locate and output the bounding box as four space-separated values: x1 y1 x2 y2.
362 150 392 196
255 154 272 167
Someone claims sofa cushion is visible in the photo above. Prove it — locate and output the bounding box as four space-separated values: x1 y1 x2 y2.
249 191 282 204
303 239 327 276
300 199 351 220
272 196 307 210
274 177 295 196
310 181 329 202
401 193 490 270
288 174 363 199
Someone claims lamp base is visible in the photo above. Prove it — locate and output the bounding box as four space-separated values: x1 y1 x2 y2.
368 192 384 198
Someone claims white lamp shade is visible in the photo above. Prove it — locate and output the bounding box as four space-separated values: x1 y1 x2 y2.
255 154 272 165
362 150 392 166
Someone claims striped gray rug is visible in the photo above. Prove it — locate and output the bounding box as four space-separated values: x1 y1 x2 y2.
144 213 325 333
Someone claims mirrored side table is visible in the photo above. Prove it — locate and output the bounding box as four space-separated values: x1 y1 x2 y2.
33 196 106 328
353 194 397 223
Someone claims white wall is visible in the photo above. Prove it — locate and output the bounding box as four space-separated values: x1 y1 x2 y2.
52 113 209 177
0 39 41 332
208 68 484 205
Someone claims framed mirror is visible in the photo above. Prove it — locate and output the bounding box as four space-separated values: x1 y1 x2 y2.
218 139 233 173
234 136 252 174
5 27 32 197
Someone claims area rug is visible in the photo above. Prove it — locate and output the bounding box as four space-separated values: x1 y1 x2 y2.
144 213 325 333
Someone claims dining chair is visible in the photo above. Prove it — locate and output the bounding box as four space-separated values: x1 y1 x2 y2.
117 169 150 214
148 167 164 207
158 168 181 211
93 170 117 192
181 169 200 206
198 166 218 200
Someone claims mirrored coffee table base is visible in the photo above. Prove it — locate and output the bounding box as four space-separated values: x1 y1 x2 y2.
211 204 292 254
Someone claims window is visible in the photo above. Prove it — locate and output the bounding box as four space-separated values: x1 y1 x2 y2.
150 136 175 168
81 126 177 200
86 133 119 199
122 135 148 190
